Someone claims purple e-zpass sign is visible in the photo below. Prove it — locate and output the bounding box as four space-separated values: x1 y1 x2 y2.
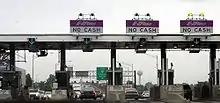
180 20 213 33
126 20 159 33
70 20 103 33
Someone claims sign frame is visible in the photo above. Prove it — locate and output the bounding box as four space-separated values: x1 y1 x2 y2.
70 20 103 34
180 20 213 34
126 20 159 34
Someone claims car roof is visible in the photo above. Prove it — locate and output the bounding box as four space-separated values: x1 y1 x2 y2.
81 87 94 91
125 88 136 90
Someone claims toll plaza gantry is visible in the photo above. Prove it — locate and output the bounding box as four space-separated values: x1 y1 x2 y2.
0 34 219 94
0 12 219 99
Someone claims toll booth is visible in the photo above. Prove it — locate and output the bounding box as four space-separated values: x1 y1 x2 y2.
107 67 123 85
158 69 174 85
194 82 210 99
0 71 22 99
0 71 21 89
55 71 70 89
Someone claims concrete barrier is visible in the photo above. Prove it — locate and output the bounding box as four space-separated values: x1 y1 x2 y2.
160 85 188 103
50 90 68 100
105 85 127 103
165 93 189 103
150 86 160 100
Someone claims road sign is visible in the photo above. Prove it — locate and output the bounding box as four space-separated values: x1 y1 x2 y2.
75 71 89 77
180 20 213 33
126 20 159 33
70 20 103 33
96 67 108 80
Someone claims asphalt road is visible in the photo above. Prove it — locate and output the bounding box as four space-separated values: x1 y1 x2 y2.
2 98 220 103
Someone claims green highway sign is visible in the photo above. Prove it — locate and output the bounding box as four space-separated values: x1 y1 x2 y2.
96 67 108 80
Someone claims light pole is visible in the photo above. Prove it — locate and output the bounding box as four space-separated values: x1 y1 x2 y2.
32 52 56 83
31 53 38 83
35 73 40 83
116 61 134 85
144 53 159 85
54 60 73 71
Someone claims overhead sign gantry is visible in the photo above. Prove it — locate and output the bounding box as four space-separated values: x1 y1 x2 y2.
126 13 159 34
70 13 103 34
180 13 213 34
0 12 219 98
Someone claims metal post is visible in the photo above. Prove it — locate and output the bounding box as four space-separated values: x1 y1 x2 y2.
218 58 220 85
156 55 159 85
166 58 169 85
32 54 35 82
139 75 141 85
161 44 167 85
215 61 218 85
9 44 15 71
131 64 134 85
111 42 116 86
113 58 115 86
134 70 136 88
161 58 165 85
209 44 216 97
156 55 158 71
60 43 66 71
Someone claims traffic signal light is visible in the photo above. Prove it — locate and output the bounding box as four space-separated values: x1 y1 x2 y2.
82 38 93 52
28 38 38 52
37 50 48 57
189 38 201 53
135 38 147 53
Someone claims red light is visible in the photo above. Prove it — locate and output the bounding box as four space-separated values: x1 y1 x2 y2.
93 90 96 94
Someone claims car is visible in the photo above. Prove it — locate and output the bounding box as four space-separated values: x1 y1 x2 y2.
125 88 139 100
29 89 40 100
74 90 81 99
95 90 103 99
0 90 12 100
79 87 97 100
38 90 45 100
141 91 150 98
43 91 52 100
73 85 81 99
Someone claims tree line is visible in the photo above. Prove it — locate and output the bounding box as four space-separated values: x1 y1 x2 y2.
25 73 56 91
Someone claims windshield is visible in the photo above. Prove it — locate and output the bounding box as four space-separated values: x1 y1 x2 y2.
45 92 52 94
29 89 38 92
143 91 150 93
82 87 93 91
75 91 80 94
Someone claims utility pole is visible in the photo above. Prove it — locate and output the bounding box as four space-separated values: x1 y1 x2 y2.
32 54 35 83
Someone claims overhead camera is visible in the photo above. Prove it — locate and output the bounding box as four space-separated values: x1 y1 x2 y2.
135 38 147 53
37 50 48 57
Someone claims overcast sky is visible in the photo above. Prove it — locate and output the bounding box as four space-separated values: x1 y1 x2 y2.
0 0 220 84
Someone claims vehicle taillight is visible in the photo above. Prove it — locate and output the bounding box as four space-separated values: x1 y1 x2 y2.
93 90 96 94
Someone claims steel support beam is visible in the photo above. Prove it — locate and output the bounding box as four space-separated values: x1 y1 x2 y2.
134 70 136 88
161 44 167 85
9 44 15 71
209 44 216 97
111 42 116 86
60 43 66 71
